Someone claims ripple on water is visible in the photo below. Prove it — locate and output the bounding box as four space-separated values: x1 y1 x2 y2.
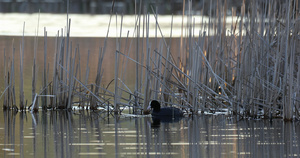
2 148 14 152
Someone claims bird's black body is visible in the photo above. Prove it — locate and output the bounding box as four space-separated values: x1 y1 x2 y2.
147 100 184 128
148 100 184 117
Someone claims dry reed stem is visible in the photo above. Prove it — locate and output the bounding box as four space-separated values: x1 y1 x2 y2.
2 0 300 120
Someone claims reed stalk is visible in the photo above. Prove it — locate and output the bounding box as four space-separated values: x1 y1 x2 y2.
143 13 151 113
67 47 76 110
283 0 292 121
18 22 25 111
11 46 16 110
32 13 40 106
2 0 300 120
3 48 7 110
114 50 120 114
42 27 48 110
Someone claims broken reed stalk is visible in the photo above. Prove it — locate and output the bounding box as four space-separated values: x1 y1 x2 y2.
283 0 292 121
11 46 16 110
83 50 90 108
67 47 76 110
114 50 119 114
76 44 82 107
3 48 7 110
51 31 59 108
88 6 113 110
32 13 40 109
143 13 151 113
42 27 48 110
91 48 104 110
113 13 125 114
64 18 71 109
58 30 65 108
19 22 25 111
134 20 140 112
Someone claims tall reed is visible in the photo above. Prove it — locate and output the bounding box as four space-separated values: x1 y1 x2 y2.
1 0 299 120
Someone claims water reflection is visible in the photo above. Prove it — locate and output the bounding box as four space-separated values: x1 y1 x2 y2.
0 111 300 157
150 116 183 129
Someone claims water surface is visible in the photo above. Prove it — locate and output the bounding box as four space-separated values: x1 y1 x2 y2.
0 111 299 157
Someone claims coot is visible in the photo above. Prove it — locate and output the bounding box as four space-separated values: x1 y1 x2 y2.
147 100 184 117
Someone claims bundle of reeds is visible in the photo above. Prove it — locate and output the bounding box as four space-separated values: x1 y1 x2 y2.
1 0 299 121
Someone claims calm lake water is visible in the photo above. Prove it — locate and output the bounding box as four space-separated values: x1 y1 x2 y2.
0 111 299 157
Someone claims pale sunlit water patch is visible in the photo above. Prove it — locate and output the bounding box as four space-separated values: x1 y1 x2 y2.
120 152 179 155
123 147 147 150
6 153 20 156
78 152 107 156
169 141 235 145
106 124 117 127
180 127 189 130
122 135 146 138
70 143 106 146
103 130 136 134
0 144 21 146
257 142 285 145
118 143 148 146
2 148 14 151
121 114 151 118
220 128 239 131
288 154 300 157
239 152 251 155
90 140 104 143
211 134 239 137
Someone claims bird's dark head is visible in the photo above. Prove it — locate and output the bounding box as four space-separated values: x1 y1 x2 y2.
147 100 161 112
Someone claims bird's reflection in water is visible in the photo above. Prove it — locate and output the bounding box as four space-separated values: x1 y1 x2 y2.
150 116 183 128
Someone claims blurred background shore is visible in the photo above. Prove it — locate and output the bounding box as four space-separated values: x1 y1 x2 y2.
0 0 246 15
0 0 291 37
0 13 239 37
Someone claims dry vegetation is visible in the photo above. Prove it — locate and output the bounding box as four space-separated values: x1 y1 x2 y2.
1 0 300 120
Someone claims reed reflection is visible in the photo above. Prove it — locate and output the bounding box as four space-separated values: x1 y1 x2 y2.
3 111 17 156
1 112 300 157
19 112 25 158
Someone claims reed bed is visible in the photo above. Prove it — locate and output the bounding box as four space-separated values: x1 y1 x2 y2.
1 0 300 120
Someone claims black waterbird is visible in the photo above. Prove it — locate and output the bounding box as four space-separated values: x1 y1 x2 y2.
147 100 184 117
